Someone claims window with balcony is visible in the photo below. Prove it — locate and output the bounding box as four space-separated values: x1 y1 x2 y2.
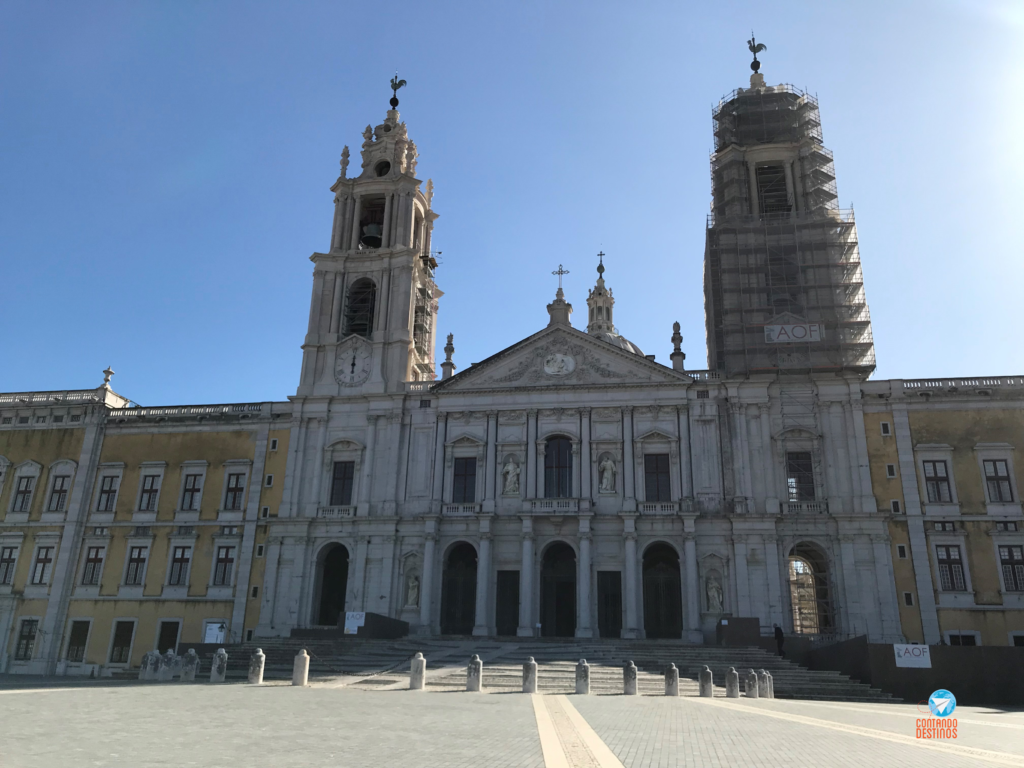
169 546 191 586
936 545 966 592
330 461 355 506
213 546 235 586
31 546 53 585
452 457 477 503
125 546 147 586
644 454 671 502
48 475 70 512
181 474 202 511
96 475 119 512
984 460 1014 502
82 546 104 586
544 437 573 499
999 545 1024 592
224 473 245 511
786 452 815 502
923 461 952 503
139 475 160 511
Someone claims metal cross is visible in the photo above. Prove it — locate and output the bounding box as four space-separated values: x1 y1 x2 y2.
552 264 570 289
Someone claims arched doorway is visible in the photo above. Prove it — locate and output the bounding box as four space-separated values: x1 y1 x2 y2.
541 542 576 637
440 542 477 635
788 542 834 635
642 543 683 639
317 544 349 626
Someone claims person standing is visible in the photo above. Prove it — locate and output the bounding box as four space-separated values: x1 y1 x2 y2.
774 624 785 658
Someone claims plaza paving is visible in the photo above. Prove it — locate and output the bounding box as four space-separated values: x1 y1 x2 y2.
1 680 1022 768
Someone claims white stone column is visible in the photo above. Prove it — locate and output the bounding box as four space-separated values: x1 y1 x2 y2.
418 531 436 632
348 195 363 250
484 411 498 512
526 410 538 500
580 409 592 501
729 400 753 505
622 407 635 509
732 534 751 616
473 529 492 636
305 270 326 338
764 535 784 628
622 515 639 638
381 192 393 248
837 535 864 634
748 161 760 215
310 418 328 515
358 415 377 515
677 405 692 499
536 440 546 500
329 273 344 335
517 518 534 637
331 196 344 250
783 160 796 215
576 518 593 638
871 534 899 640
759 404 778 513
683 532 702 641
432 413 446 508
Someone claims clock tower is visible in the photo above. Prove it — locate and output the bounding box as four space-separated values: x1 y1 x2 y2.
297 79 441 397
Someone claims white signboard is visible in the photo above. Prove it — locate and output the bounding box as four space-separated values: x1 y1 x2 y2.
343 612 366 635
893 644 931 668
764 323 824 343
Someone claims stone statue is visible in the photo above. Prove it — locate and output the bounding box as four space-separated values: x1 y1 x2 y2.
598 456 617 493
340 146 350 178
501 459 521 495
706 576 724 613
405 574 420 608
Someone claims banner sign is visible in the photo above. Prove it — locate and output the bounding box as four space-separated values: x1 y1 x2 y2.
894 644 931 668
343 611 366 635
764 323 824 343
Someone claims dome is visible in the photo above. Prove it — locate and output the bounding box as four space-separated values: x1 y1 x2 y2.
595 331 644 357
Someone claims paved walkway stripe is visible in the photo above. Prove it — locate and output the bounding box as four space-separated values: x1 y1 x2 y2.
532 693 571 768
692 697 1022 767
555 696 626 768
532 695 626 768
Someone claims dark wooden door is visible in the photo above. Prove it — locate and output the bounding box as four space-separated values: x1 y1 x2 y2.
643 560 682 638
495 570 520 636
440 544 477 635
157 620 180 653
541 544 576 637
597 571 622 638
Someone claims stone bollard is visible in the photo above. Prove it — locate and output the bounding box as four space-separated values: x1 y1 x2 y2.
151 652 165 681
248 649 266 685
575 659 590 695
699 665 714 698
292 650 310 687
745 669 759 699
138 651 157 681
665 663 679 696
725 667 740 698
210 648 228 683
757 669 770 698
523 657 538 693
158 650 178 682
180 649 199 682
409 652 426 690
766 672 775 699
623 661 638 696
466 655 483 692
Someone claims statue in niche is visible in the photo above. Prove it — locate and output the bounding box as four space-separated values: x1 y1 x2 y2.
501 459 521 495
598 456 617 493
405 574 420 608
706 575 724 614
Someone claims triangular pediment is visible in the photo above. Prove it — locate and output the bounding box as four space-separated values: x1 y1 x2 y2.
432 325 692 393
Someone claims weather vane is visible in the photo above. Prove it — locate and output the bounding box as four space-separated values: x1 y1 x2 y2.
390 73 407 108
747 33 766 73
552 264 570 289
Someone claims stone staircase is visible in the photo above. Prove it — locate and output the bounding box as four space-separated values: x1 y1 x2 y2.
218 636 896 702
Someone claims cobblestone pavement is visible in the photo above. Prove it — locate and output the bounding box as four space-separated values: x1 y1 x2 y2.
1 681 1022 768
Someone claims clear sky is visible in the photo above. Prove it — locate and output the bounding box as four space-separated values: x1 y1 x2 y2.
2 1 1022 405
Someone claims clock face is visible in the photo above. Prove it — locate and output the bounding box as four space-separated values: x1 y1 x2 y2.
335 342 372 386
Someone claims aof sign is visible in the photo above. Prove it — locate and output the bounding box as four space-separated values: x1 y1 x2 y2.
344 611 366 635
893 643 931 668
764 323 824 343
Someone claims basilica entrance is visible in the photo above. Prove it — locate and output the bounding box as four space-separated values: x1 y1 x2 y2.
642 543 683 639
440 542 477 635
540 542 576 637
317 544 349 626
788 542 834 635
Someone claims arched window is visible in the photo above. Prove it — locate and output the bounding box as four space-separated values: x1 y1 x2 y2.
343 279 376 338
544 437 572 498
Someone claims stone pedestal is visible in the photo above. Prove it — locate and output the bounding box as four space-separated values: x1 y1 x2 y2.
522 657 538 693
725 667 740 698
248 649 266 685
180 649 199 682
623 661 638 695
744 669 759 698
757 669 769 698
665 663 679 696
467 655 483 692
575 660 590 695
158 650 178 682
138 651 157 681
698 665 713 698
210 648 228 683
766 672 775 699
410 652 426 690
293 650 310 686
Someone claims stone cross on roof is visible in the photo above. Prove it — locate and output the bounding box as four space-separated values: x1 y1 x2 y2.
552 264 570 290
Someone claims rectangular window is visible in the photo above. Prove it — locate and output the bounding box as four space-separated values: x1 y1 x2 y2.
880 422 891 436
891 500 902 514
786 452 815 502
1 417 10 424
181 474 202 511
70 414 81 422
13 476 34 513
984 460 1014 502
256 544 265 557
260 506 269 518
125 546 147 586
948 633 977 646
96 475 119 512
644 454 672 502
168 546 191 586
885 464 897 479
903 592 914 606
15 619 38 660
270 438 279 451
109 620 135 663
755 164 790 215
934 522 955 532
330 461 355 506
251 586 259 599
52 415 64 423
264 474 274 488
897 544 907 559
452 457 477 503
696 390 709 399
66 620 90 663
936 545 966 591
48 476 70 512
82 546 104 586
31 546 54 585
923 460 952 503
996 521 1019 532
213 546 235 586
0 546 16 584
999 545 1024 592
139 475 160 511
224 473 245 510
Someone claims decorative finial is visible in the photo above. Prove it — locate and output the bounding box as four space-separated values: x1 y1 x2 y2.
340 146 350 178
747 33 767 73
444 333 454 361
552 264 570 290
102 366 115 386
670 323 685 371
596 251 605 277
441 333 456 380
390 73 407 109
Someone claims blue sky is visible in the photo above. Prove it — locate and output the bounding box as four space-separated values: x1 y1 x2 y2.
1 1 1021 405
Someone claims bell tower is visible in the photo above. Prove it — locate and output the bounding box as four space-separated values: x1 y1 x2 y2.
297 78 442 396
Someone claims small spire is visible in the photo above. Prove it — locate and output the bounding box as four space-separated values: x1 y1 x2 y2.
441 333 456 379
390 73 407 109
670 322 686 372
340 146 350 178
596 251 605 278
